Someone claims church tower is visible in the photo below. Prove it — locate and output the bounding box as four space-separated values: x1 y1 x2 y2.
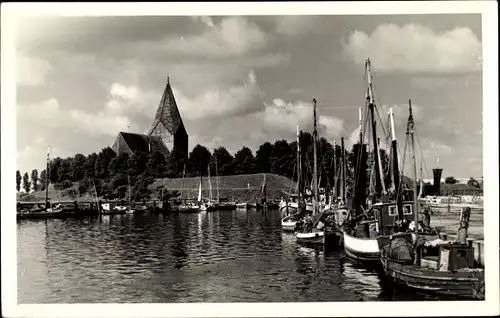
148 77 189 159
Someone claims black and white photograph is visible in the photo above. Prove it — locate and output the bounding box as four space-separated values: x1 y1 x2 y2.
2 2 498 317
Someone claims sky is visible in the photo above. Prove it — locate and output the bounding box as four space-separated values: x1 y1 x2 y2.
15 14 483 180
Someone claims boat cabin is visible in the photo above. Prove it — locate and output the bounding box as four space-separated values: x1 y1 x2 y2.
419 241 475 271
372 200 417 236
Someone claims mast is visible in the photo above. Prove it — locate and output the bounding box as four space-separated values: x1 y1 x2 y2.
181 163 186 199
45 146 50 207
332 138 337 200
366 58 386 197
340 137 346 203
128 174 131 206
198 171 203 202
358 107 364 143
208 163 213 202
407 99 419 251
215 156 220 202
389 107 403 221
312 98 319 215
296 125 301 203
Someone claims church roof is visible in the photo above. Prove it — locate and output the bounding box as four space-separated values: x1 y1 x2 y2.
148 78 186 136
118 132 170 157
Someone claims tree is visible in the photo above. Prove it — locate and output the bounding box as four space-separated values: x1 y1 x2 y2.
255 142 273 173
188 144 212 176
31 169 39 191
467 177 480 188
22 172 30 193
39 169 47 191
71 153 87 181
145 151 167 178
212 146 234 176
445 176 458 184
165 148 186 178
233 146 255 175
16 170 21 192
270 140 294 179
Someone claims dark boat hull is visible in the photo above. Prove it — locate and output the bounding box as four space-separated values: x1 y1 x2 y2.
381 255 485 300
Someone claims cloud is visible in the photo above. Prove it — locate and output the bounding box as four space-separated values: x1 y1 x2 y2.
341 23 482 73
17 91 139 139
164 16 270 58
16 53 53 87
274 16 322 37
261 98 344 138
173 70 262 120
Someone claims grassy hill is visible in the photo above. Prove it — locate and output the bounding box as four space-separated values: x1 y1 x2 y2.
17 173 298 203
151 173 298 202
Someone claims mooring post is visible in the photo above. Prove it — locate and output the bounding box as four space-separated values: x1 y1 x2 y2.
457 207 471 244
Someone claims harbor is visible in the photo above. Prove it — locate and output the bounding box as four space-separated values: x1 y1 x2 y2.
11 10 494 311
17 208 482 303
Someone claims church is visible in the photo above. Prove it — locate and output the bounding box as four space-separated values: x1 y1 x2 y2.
111 77 189 160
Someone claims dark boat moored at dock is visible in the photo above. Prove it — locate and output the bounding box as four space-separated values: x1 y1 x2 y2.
380 239 485 299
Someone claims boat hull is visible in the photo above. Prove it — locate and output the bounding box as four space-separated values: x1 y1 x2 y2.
296 231 325 245
281 221 297 231
381 255 485 300
178 206 200 213
343 232 381 262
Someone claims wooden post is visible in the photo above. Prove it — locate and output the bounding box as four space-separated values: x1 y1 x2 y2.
457 207 471 244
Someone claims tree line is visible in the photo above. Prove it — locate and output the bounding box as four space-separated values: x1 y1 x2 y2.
17 132 365 200
20 131 473 201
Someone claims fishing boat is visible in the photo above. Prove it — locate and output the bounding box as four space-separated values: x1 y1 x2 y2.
295 99 325 245
379 101 484 300
342 59 437 262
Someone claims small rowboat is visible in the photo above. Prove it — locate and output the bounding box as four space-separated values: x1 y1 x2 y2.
296 230 325 245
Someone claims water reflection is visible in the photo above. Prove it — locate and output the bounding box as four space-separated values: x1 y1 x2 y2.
18 209 449 303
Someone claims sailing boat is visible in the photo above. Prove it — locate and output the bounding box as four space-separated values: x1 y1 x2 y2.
342 58 433 262
178 164 200 213
378 100 484 300
199 166 217 212
281 125 303 231
295 99 325 245
21 146 66 218
125 175 135 214
279 126 314 214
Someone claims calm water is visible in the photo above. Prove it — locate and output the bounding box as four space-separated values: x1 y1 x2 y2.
17 209 444 303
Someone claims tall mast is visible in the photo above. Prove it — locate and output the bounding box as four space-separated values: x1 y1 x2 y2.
366 58 386 197
46 146 50 207
208 163 213 202
296 125 301 203
214 156 220 201
358 107 363 143
128 174 131 206
181 163 186 199
389 107 403 221
332 138 337 200
407 99 419 250
312 98 319 215
341 137 346 203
